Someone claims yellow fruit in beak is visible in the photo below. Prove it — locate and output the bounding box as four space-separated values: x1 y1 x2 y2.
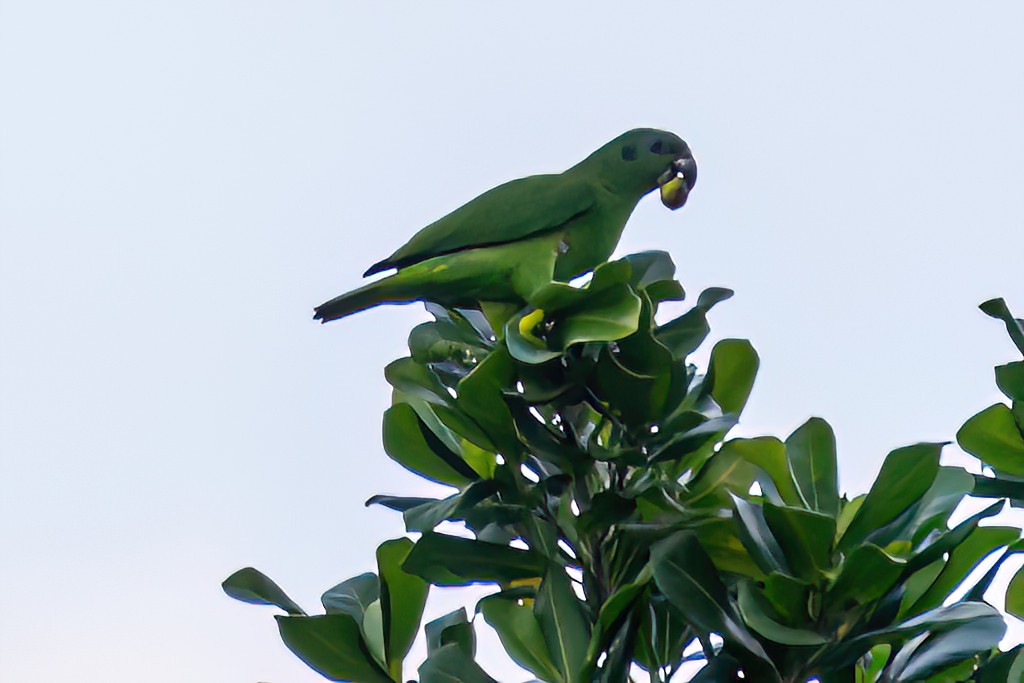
659 174 689 210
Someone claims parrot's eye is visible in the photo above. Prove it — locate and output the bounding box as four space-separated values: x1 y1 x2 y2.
621 145 637 161
649 140 665 154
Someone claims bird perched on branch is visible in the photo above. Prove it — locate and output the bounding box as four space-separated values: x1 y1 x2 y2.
314 128 697 324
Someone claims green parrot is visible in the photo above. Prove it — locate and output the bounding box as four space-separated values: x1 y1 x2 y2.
314 128 696 323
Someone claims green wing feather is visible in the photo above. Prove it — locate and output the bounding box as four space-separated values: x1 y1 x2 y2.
364 173 595 276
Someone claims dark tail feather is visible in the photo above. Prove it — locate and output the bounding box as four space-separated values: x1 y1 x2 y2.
313 282 390 323
363 258 394 278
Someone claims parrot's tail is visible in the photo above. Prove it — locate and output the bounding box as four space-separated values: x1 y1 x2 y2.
313 279 409 323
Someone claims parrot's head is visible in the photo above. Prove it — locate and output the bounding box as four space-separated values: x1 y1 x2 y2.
583 129 697 210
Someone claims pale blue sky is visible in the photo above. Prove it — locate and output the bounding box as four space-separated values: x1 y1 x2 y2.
1 3 1023 681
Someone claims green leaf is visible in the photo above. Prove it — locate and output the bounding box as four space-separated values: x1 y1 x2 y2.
820 602 1002 671
222 567 306 616
402 480 502 533
979 297 1024 356
622 250 678 289
655 287 734 359
650 532 776 675
585 574 650 666
828 543 905 608
839 443 942 550
786 417 840 516
996 361 1024 402
705 339 759 414
905 500 1003 575
550 284 642 349
633 595 693 674
974 645 1024 683
275 614 394 683
407 319 487 366
762 571 811 625
910 525 1020 615
382 403 476 487
970 473 1024 504
456 347 519 454
385 357 454 407
736 582 827 646
763 503 836 581
957 404 1024 477
1005 563 1024 620
321 573 379 623
681 442 761 509
479 593 562 682
886 615 1006 682
418 643 498 683
730 494 790 575
727 436 803 507
535 567 591 683
402 533 547 586
425 608 473 655
376 538 428 679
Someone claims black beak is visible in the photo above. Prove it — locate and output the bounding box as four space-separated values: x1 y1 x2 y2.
658 155 697 210
674 157 697 190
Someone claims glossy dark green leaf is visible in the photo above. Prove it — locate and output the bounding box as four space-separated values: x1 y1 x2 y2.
622 250 678 289
376 538 428 679
384 357 454 407
907 525 1020 615
222 567 306 616
418 642 498 683
726 437 803 506
585 573 649 666
633 594 693 674
786 417 839 516
382 403 476 487
655 287 734 359
980 297 1024 356
549 284 642 350
974 645 1024 683
536 567 591 683
425 608 473 655
365 494 437 512
820 602 1002 670
970 473 1024 503
596 610 641 683
321 573 379 623
957 404 1024 477
828 543 905 608
763 503 835 581
650 532 776 673
402 533 547 586
838 443 942 550
964 541 1024 601
885 614 1006 682
456 346 519 453
407 319 488 367
730 494 790 575
996 361 1024 402
1006 562 1024 620
479 593 562 682
905 500 1003 574
736 582 826 645
275 614 393 683
649 414 739 463
402 480 502 533
704 339 759 414
761 571 811 625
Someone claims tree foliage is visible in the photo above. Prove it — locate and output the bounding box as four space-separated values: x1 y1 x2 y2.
225 253 1024 682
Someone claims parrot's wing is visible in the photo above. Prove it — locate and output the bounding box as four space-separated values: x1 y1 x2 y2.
364 173 595 276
